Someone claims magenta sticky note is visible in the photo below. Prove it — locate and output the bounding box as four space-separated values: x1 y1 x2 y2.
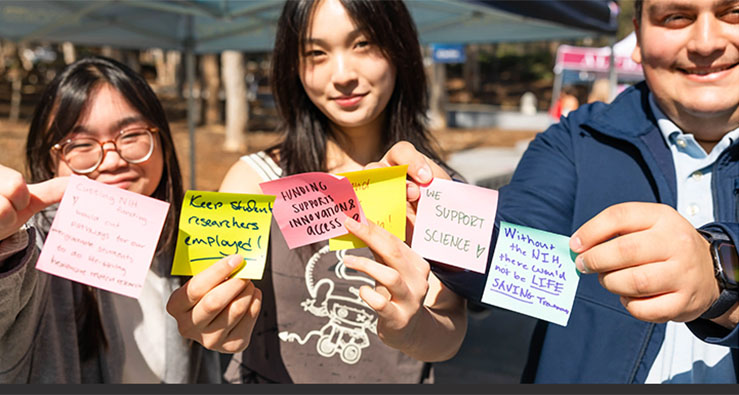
411 178 498 273
260 172 366 249
36 175 169 299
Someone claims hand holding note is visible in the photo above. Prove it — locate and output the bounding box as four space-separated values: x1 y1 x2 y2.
342 216 467 361
167 254 262 353
0 164 67 241
342 217 431 350
373 141 453 234
571 202 718 323
377 141 451 198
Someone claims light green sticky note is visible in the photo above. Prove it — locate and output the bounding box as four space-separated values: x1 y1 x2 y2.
481 221 580 326
172 191 275 279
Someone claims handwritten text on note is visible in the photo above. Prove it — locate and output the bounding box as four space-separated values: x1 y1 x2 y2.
36 175 169 299
481 222 580 326
411 178 498 273
330 165 407 250
260 172 366 249
172 191 274 279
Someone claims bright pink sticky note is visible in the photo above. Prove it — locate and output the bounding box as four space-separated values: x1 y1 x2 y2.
411 178 498 273
260 172 366 249
36 175 169 299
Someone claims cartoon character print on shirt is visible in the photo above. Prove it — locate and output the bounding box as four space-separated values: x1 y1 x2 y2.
278 246 378 365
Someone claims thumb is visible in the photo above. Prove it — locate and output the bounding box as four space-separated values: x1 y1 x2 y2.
22 177 69 219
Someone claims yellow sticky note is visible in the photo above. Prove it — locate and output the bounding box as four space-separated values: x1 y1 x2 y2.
329 165 407 250
172 191 275 279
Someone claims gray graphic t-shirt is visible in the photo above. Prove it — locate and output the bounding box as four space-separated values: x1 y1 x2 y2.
222 152 429 383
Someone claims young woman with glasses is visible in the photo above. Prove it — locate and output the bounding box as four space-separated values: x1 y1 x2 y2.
0 56 224 383
166 0 467 383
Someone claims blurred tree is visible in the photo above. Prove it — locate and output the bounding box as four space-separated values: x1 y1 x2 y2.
61 42 76 64
464 44 481 96
617 0 636 40
200 54 221 125
222 50 247 152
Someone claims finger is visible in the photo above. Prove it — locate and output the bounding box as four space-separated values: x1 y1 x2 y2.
0 197 19 231
374 284 392 301
598 260 677 298
219 287 263 353
380 141 434 185
0 177 68 239
571 202 667 253
0 169 30 212
190 277 251 329
344 255 410 301
358 284 401 319
620 293 689 323
25 177 69 214
205 281 259 345
406 180 420 203
173 255 246 309
345 216 428 284
364 161 385 170
577 229 669 273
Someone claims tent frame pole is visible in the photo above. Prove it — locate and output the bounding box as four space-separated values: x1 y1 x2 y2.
608 35 617 101
186 15 196 189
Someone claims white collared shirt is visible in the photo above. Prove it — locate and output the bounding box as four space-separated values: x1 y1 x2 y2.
644 94 738 383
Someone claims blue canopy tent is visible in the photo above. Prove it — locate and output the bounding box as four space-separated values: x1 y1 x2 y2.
0 0 618 187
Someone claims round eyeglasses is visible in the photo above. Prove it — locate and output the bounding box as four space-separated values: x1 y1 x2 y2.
51 127 159 174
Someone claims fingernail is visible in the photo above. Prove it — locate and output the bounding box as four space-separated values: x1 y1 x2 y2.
406 182 419 201
418 165 432 184
575 255 588 274
570 236 583 252
229 254 244 268
344 216 359 231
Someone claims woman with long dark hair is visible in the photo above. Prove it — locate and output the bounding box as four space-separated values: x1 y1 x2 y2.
167 0 466 383
0 56 220 383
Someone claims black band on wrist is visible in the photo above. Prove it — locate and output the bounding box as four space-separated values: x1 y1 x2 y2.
700 289 739 319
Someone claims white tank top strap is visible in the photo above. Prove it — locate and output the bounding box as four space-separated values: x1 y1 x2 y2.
240 151 283 182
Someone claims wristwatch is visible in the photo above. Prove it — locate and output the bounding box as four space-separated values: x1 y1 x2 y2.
698 229 739 319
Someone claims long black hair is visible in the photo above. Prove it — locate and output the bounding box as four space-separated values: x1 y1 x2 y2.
25 56 184 360
271 0 445 175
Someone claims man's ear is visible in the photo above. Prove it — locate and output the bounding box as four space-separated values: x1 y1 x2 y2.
632 18 643 64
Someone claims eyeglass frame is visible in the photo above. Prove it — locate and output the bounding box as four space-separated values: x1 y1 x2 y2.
50 126 160 175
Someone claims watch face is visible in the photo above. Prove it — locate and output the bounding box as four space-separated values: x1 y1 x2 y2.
715 242 739 289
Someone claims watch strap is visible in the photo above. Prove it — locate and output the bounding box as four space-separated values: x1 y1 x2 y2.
700 289 739 319
697 228 730 243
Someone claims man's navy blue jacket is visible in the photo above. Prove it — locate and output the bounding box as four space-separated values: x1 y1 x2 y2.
432 82 739 383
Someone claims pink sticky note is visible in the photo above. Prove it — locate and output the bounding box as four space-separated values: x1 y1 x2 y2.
36 175 169 299
411 178 498 273
260 172 366 249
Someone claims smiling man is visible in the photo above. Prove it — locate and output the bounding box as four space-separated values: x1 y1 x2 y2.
500 0 739 382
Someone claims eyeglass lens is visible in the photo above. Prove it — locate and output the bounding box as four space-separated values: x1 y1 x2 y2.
62 128 154 173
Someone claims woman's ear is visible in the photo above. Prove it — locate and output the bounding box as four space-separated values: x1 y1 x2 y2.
49 151 61 177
